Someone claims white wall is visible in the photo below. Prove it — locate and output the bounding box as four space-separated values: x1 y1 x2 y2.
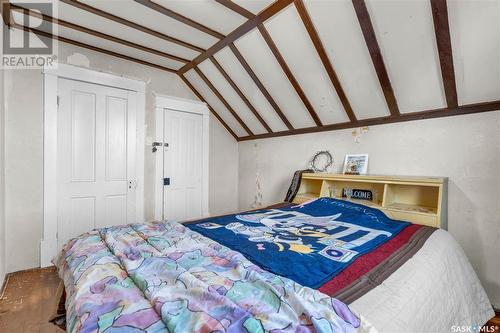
238 111 500 308
0 22 5 285
3 41 238 272
209 113 239 215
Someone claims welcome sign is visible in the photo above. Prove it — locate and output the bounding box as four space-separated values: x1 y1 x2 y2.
342 189 373 201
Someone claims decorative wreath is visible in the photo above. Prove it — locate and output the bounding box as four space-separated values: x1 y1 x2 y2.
309 151 333 172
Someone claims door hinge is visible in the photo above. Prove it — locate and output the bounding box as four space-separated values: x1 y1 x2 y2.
163 178 170 186
57 96 60 108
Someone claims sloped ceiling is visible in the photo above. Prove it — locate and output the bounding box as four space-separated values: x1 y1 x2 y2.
4 0 500 141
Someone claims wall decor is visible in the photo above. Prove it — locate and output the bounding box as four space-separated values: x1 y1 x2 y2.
342 188 373 201
342 154 369 175
309 151 333 172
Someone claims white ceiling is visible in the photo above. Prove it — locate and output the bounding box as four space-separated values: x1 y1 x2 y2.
8 0 500 139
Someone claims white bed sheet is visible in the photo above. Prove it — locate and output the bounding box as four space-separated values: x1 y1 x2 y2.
351 229 494 333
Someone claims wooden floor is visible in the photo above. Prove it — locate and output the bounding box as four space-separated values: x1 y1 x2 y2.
0 268 498 332
0 267 64 333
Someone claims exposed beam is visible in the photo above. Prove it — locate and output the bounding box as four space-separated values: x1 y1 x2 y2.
178 0 295 74
134 0 225 39
210 56 272 133
215 0 254 19
61 0 205 53
430 0 458 108
194 66 254 135
179 74 239 140
11 4 189 64
294 0 357 122
229 43 294 130
352 0 400 117
1 1 11 27
258 24 323 126
11 23 177 73
239 100 500 141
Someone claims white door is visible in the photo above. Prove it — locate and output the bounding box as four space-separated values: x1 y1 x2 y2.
162 109 203 221
57 78 137 248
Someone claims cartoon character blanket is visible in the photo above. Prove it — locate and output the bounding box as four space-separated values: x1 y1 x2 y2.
54 220 363 333
187 198 410 288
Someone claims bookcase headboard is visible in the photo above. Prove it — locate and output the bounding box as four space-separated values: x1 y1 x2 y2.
293 173 448 229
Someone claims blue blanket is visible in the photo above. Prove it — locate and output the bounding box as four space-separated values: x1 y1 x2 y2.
187 197 410 288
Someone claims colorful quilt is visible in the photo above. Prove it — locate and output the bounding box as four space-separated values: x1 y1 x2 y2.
54 220 362 333
186 198 410 288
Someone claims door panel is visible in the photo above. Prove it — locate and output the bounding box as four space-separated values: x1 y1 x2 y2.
106 96 128 181
58 78 136 248
71 91 96 182
163 109 203 221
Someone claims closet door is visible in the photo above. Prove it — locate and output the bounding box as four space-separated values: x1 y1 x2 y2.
57 78 137 248
162 108 203 221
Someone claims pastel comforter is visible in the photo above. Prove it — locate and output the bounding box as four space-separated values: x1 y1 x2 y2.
55 221 365 333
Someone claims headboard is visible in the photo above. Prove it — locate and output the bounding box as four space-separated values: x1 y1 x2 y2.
293 173 447 229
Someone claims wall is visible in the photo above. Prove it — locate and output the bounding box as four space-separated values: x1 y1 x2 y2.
0 22 5 285
238 111 500 308
3 41 238 272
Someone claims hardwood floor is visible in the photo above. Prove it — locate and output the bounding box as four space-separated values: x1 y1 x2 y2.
0 267 499 332
0 267 64 333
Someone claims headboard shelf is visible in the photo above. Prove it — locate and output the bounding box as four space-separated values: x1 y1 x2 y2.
294 173 447 228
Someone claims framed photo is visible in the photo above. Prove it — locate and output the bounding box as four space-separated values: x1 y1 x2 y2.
343 154 369 175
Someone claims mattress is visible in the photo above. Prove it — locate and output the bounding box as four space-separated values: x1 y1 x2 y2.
53 198 494 332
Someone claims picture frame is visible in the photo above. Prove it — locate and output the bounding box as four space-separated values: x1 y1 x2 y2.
342 154 369 175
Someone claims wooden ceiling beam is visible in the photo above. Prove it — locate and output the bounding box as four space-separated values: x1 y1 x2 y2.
11 23 177 73
229 43 294 130
430 0 458 108
215 0 255 19
294 0 357 122
194 66 254 135
239 100 500 141
178 0 295 74
352 0 400 117
61 0 205 53
258 24 323 126
134 0 225 39
11 4 189 64
179 74 239 140
210 56 273 133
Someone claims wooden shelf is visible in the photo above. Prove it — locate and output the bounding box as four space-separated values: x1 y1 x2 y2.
293 173 447 228
385 202 437 216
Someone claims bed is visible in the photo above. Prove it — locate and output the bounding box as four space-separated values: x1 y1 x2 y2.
53 197 494 333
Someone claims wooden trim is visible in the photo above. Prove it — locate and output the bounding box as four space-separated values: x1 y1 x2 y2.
177 0 295 74
430 0 458 108
294 0 357 122
61 0 204 53
209 57 273 133
12 23 177 73
352 0 400 117
43 63 146 93
178 74 239 140
11 4 189 64
229 43 294 130
194 66 253 135
238 100 500 141
258 24 323 126
215 0 255 19
134 0 225 39
1 1 11 28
